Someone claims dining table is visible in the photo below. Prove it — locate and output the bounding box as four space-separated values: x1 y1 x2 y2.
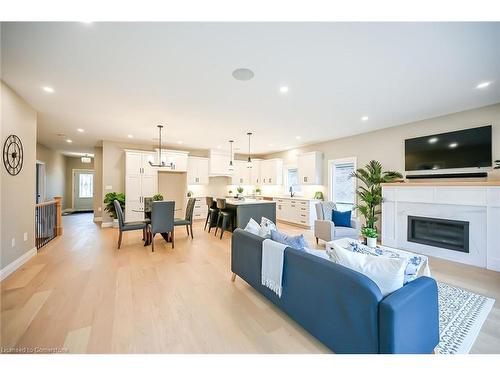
132 206 181 246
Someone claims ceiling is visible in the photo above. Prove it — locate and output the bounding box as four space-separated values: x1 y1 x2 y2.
1 22 499 155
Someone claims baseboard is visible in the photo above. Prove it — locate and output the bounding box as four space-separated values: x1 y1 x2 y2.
0 247 37 281
101 222 114 228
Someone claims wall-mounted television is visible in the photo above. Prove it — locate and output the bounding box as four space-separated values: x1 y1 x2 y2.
405 125 492 172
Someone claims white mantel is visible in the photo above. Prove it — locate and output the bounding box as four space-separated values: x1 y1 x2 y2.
381 182 500 271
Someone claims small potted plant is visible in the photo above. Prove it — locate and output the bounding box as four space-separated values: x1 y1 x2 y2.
103 192 125 228
152 193 163 201
187 190 193 198
313 191 324 200
236 186 244 199
255 187 261 195
361 227 378 248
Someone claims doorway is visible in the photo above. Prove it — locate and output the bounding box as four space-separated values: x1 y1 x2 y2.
36 161 46 204
73 169 94 211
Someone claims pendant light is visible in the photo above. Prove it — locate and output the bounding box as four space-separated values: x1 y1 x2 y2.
246 132 253 169
228 140 235 172
149 125 173 168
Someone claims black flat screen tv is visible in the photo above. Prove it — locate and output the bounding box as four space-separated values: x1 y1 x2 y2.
405 125 492 171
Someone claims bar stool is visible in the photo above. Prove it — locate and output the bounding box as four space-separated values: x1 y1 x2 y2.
204 197 219 232
214 198 233 239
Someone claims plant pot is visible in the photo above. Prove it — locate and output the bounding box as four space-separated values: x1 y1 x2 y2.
366 237 377 248
113 219 119 228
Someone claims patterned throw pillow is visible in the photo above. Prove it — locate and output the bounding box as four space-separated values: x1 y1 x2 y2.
244 218 261 236
341 240 424 284
259 217 277 238
270 230 309 250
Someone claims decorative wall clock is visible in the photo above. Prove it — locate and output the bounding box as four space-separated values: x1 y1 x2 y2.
3 134 24 176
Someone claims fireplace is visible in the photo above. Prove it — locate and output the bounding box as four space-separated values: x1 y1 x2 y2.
407 215 469 253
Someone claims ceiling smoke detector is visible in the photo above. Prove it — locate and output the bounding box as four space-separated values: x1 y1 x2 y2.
232 68 254 81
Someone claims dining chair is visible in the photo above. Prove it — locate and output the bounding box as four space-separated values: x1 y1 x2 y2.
214 198 233 239
150 200 175 252
204 197 219 232
113 199 148 249
174 198 196 238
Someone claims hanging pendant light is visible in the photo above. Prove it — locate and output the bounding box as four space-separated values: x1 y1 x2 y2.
149 125 173 168
228 140 235 172
246 132 253 169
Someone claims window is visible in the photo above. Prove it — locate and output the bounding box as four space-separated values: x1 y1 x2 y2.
79 173 93 198
329 158 356 211
285 168 301 194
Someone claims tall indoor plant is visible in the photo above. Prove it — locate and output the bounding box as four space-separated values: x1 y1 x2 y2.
103 192 125 227
351 160 402 232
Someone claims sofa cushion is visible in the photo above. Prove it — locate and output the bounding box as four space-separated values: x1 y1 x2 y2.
332 209 352 227
271 230 309 250
327 242 406 296
334 226 359 239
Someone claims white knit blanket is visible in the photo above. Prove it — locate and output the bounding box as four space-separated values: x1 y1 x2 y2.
261 239 287 298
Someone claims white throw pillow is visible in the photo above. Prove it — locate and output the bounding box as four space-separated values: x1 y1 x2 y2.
327 242 406 296
244 218 261 236
259 217 277 238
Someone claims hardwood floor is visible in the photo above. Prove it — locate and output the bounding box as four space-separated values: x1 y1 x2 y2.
1 213 499 353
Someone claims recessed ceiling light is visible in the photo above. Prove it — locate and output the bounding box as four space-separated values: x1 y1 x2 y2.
269 144 274 147
66 139 73 143
81 21 93 24
295 136 301 140
449 142 458 148
77 128 84 133
177 141 183 145
127 134 133 139
428 137 438 144
361 116 369 121
232 68 254 81
42 86 54 93
280 86 289 94
476 81 491 89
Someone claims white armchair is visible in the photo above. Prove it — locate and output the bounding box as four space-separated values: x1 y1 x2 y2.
314 202 361 244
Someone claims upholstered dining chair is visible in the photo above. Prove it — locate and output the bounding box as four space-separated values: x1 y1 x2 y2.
174 198 196 238
113 199 148 249
150 200 175 252
204 197 219 232
214 198 233 240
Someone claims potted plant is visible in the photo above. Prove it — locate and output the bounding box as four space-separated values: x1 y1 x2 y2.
255 187 261 195
152 193 163 201
351 160 402 234
187 190 193 198
103 192 125 228
361 227 378 248
236 186 244 199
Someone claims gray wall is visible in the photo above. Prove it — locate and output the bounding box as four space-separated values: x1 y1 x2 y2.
36 143 66 205
1 81 37 269
259 103 500 200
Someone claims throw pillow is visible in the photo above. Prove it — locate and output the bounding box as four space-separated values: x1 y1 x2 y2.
327 242 406 296
259 216 277 238
270 230 309 250
244 218 261 236
331 209 351 227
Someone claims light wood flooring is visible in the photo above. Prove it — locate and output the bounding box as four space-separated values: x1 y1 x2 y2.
1 213 499 353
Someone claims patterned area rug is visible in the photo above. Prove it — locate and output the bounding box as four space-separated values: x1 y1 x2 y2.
436 282 495 354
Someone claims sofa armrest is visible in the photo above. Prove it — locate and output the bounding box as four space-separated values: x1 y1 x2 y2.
314 220 335 242
231 228 265 288
379 277 439 354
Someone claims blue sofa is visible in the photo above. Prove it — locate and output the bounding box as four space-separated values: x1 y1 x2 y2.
231 229 440 354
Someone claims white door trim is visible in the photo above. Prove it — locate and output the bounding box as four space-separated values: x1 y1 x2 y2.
72 168 94 210
327 157 357 203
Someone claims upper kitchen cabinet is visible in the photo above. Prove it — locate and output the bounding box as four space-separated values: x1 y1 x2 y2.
209 149 234 176
297 151 323 185
260 158 283 185
249 159 261 185
187 156 209 185
155 149 189 172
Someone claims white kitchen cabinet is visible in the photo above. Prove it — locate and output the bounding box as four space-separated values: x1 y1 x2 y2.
297 151 323 185
250 159 261 185
261 159 283 185
192 197 208 221
156 149 189 172
125 150 158 223
273 197 318 228
209 149 234 176
231 160 249 185
187 156 209 184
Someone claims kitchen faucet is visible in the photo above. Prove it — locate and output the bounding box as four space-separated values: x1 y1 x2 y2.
289 186 295 197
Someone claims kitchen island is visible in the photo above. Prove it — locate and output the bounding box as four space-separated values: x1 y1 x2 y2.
224 199 276 230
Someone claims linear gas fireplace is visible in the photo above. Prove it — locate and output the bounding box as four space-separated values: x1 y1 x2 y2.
407 215 469 253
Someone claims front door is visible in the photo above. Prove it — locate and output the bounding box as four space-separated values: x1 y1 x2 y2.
73 170 94 211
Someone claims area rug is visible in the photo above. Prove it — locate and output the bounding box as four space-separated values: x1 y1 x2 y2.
436 282 495 354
